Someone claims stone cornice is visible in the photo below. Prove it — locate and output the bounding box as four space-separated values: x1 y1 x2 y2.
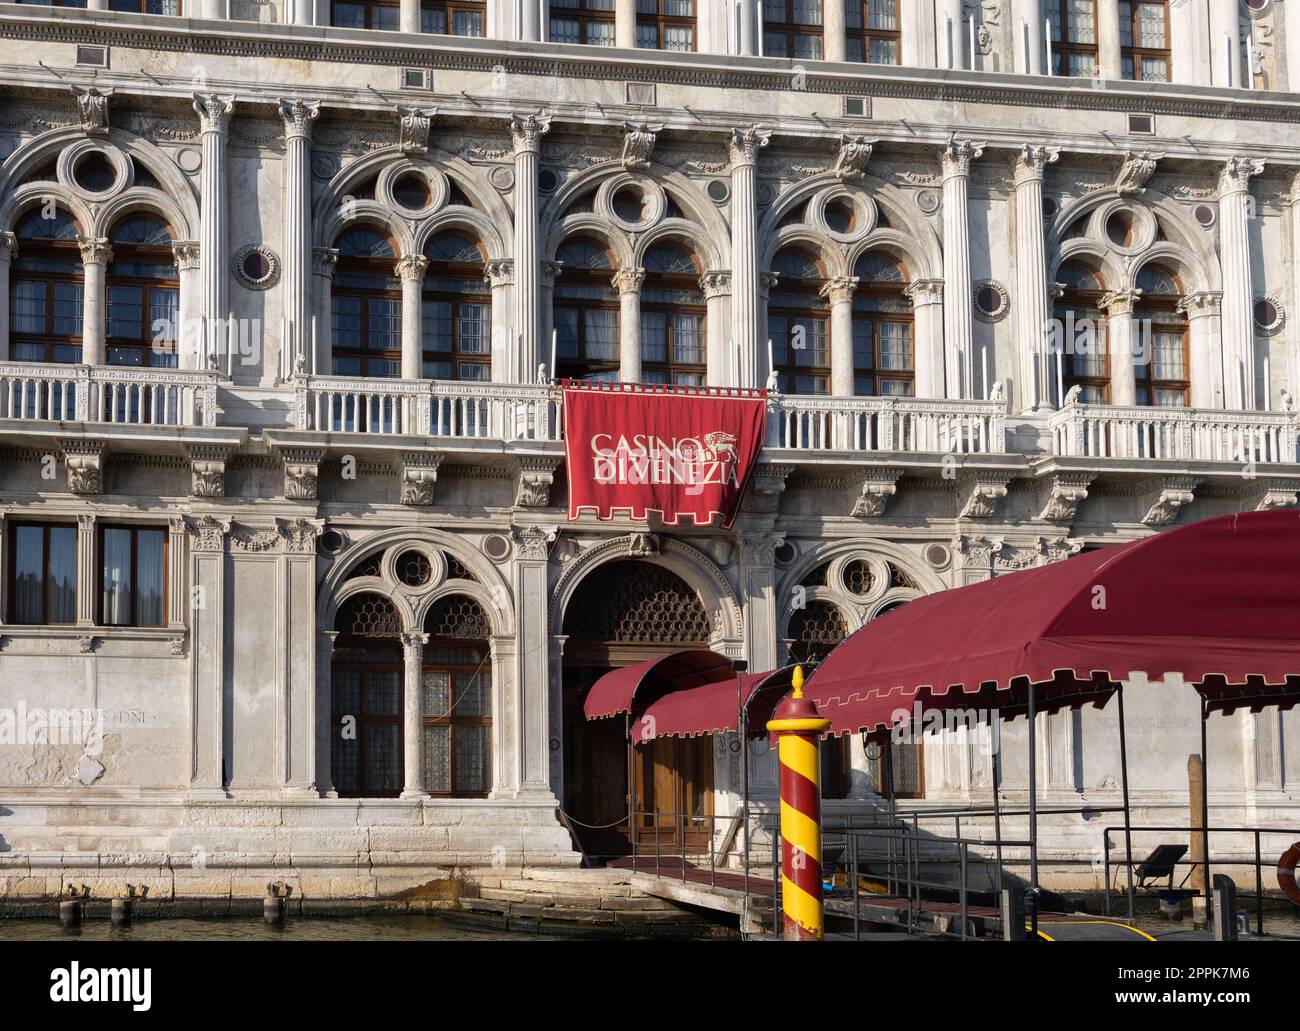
5 10 1300 132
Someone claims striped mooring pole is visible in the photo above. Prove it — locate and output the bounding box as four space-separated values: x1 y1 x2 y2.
766 665 831 941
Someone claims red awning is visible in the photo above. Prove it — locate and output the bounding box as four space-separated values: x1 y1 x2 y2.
582 649 735 720
634 666 800 741
807 511 1300 738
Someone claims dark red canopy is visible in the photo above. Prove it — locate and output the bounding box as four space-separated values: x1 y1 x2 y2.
807 511 1300 738
582 649 734 720
634 666 799 741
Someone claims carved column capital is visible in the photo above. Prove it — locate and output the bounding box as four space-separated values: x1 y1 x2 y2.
1013 144 1060 187
1177 290 1222 318
395 254 429 282
699 270 731 298
0 230 17 262
277 98 321 141
1100 288 1143 316
819 275 858 306
484 257 515 288
312 247 339 280
612 267 646 295
1219 156 1265 196
904 278 944 307
940 134 986 179
193 93 235 137
77 236 113 267
509 112 551 154
728 126 771 170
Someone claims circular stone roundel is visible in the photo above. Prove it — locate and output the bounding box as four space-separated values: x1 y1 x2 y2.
233 245 281 290
973 280 1010 322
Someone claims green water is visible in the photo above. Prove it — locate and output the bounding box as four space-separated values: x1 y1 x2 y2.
0 914 556 941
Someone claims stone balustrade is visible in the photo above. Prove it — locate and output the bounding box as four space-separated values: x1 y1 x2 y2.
0 361 219 427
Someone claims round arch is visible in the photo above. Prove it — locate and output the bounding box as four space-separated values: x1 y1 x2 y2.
545 215 635 271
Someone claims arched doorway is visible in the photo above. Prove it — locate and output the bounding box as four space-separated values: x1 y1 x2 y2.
561 559 715 854
331 592 404 797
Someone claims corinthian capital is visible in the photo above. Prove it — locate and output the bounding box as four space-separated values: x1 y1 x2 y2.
193 93 235 137
1099 287 1142 316
278 98 321 141
1013 144 1060 186
728 127 771 170
940 134 986 179
0 231 16 261
1219 156 1265 196
819 275 858 305
395 254 429 282
77 236 112 266
612 267 646 295
509 112 551 154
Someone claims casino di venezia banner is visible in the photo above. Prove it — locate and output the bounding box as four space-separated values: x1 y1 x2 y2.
562 382 767 530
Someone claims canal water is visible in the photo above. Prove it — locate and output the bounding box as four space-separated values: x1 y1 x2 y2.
0 914 560 941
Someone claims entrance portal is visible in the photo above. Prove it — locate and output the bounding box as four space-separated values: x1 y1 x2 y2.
561 560 716 856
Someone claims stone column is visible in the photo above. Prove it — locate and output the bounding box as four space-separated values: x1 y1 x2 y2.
1218 157 1263 410
905 279 946 398
821 276 858 397
1013 0 1045 73
1012 144 1059 410
397 255 428 380
197 0 224 16
187 516 229 799
0 231 15 361
701 270 732 386
521 0 543 40
278 99 320 379
729 127 770 390
172 241 201 370
738 0 757 55
512 526 556 798
282 522 321 797
311 247 338 376
1100 288 1141 406
614 267 645 383
485 258 515 384
937 0 964 67
823 0 847 61
510 113 551 384
1179 291 1225 408
400 0 420 33
1210 0 1242 87
941 136 984 399
400 630 428 799
316 629 340 797
759 271 779 383
193 95 234 372
76 513 95 627
540 259 562 382
740 532 783 674
1097 0 1122 80
616 0 636 47
77 236 111 367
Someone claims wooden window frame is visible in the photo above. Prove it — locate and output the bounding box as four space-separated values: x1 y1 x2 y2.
421 247 492 383
331 0 399 29
10 217 84 365
845 0 901 65
640 260 706 386
97 523 168 628
549 0 616 46
763 0 824 59
1135 307 1190 406
635 0 697 51
1046 0 1099 77
108 0 182 12
553 242 621 382
419 0 485 35
332 250 402 379
851 274 915 397
421 639 493 798
7 521 78 627
331 654 405 799
105 219 179 370
1120 0 1171 82
1056 278 1112 403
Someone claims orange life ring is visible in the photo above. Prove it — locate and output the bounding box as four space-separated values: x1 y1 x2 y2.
1278 843 1300 906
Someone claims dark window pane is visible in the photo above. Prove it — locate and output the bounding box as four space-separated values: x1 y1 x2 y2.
101 528 133 626
136 529 165 625
13 525 44 625
49 526 77 624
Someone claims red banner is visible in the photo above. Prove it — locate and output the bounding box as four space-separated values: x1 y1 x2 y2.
562 382 767 530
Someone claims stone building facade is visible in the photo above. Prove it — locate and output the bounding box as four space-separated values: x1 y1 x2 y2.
0 0 1299 897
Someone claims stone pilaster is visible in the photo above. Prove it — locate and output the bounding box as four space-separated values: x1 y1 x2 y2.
739 532 782 675
172 241 202 370
316 629 340 797
1210 0 1242 86
940 135 985 399
278 99 320 380
615 0 636 47
510 113 551 383
1219 157 1264 409
1178 291 1225 408
823 0 847 61
311 247 338 375
194 94 234 373
76 513 95 627
904 279 945 399
700 270 731 386
511 525 557 799
77 237 112 366
1012 144 1059 410
613 267 645 383
484 257 515 383
729 127 770 389
186 515 230 799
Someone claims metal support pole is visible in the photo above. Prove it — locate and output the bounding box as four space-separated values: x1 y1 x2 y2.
991 726 1005 894
1117 684 1136 922
1201 698 1212 918
1028 681 1039 938
626 711 637 859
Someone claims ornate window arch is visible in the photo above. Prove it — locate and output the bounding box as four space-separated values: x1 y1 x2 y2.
641 241 705 386
553 235 619 382
421 593 492 796
851 251 913 396
105 214 178 371
331 592 404 798
1055 259 1109 403
769 246 831 395
1134 263 1188 406
564 559 712 647
331 226 400 379
422 230 491 383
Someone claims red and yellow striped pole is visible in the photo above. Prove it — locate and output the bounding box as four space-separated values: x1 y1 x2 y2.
766 665 831 941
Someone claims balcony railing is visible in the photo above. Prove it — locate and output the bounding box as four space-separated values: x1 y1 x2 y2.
1049 402 1299 464
766 394 1009 453
0 362 219 427
293 375 562 442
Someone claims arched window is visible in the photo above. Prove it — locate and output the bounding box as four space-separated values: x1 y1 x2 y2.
422 594 492 796
763 0 824 59
641 242 705 386
549 0 616 45
105 215 178 368
331 593 404 798
420 0 485 34
1055 260 1109 402
10 209 83 364
332 0 398 29
846 0 899 64
1046 0 1098 76
1135 264 1188 406
553 237 619 382
422 231 491 382
636 0 696 51
332 227 400 378
852 252 913 396
1120 0 1170 81
787 600 851 797
769 247 829 395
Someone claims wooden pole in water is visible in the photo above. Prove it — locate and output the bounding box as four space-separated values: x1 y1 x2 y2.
1189 753 1208 929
